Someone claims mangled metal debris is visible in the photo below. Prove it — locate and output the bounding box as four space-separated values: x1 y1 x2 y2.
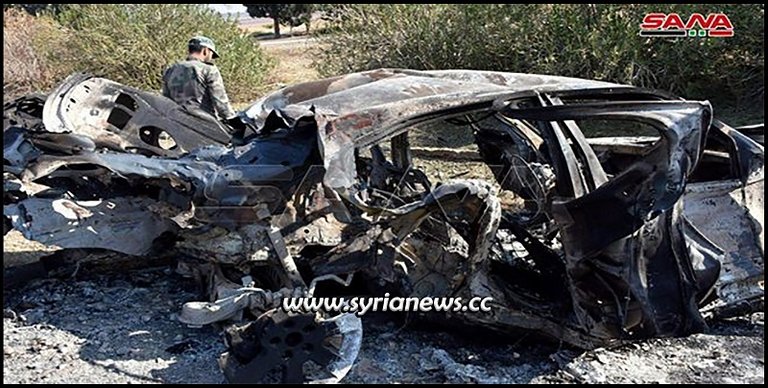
3 69 764 383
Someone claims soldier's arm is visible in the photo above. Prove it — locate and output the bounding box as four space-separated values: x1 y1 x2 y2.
206 66 236 119
161 67 171 98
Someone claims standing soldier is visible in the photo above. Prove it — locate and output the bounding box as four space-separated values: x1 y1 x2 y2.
162 36 237 122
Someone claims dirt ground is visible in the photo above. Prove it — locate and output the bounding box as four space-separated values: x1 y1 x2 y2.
2 231 764 384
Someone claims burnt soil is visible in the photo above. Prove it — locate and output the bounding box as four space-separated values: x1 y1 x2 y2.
2 232 763 384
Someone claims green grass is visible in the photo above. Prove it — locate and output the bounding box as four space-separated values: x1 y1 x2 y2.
36 4 274 103
315 4 764 109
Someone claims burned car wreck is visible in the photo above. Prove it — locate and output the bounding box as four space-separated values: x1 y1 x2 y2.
3 69 764 383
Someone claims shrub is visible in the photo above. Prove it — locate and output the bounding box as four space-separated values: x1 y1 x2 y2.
34 4 274 103
315 4 764 107
2 8 68 99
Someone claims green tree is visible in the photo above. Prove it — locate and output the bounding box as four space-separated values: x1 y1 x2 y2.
4 3 62 15
243 4 314 38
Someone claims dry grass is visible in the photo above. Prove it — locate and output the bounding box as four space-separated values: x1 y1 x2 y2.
234 18 329 102
232 39 322 108
261 44 320 89
3 9 69 99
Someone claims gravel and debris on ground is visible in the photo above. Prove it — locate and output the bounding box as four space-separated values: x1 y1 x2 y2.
3 231 763 384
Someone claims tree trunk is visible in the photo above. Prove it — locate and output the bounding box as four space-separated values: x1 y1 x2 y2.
273 17 281 38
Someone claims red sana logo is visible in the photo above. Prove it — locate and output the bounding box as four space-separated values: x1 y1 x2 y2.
639 13 734 38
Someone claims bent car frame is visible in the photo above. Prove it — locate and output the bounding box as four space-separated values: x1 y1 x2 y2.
3 69 764 383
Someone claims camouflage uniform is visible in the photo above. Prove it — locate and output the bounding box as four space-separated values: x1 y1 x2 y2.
161 57 236 120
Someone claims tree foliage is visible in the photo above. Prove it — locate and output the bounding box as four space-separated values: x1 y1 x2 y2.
315 4 764 107
243 4 313 37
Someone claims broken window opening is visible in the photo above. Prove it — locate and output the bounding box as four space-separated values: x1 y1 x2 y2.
106 106 131 130
114 93 138 111
139 126 178 150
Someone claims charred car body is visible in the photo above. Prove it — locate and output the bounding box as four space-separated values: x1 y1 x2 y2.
3 69 764 383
